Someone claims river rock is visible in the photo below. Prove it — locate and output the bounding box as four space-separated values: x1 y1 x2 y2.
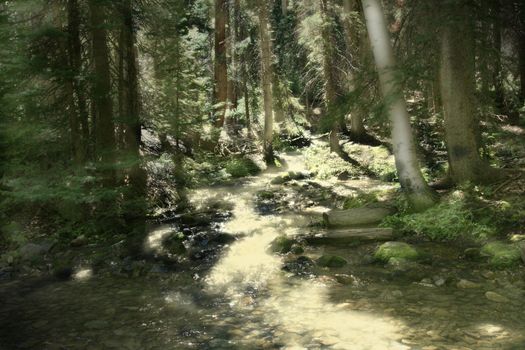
374 241 419 263
316 255 348 268
485 291 509 303
282 256 314 275
269 235 295 254
70 235 88 247
480 242 522 268
456 279 481 289
19 242 53 261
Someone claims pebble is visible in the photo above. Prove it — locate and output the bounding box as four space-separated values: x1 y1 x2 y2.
456 279 481 289
485 291 509 303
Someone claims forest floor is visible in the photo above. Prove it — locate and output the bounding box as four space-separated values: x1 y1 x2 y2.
1 137 525 349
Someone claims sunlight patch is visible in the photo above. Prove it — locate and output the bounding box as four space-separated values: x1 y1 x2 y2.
73 268 93 281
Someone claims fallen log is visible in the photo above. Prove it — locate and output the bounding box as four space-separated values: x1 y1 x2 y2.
323 207 393 227
306 227 394 245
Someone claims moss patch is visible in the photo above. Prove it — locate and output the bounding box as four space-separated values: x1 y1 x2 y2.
481 242 522 268
316 255 348 268
374 241 419 262
269 235 295 254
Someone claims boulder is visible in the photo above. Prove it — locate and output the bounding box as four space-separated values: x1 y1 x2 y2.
316 255 348 268
480 242 522 268
269 236 295 254
70 235 88 247
19 242 53 261
374 241 419 263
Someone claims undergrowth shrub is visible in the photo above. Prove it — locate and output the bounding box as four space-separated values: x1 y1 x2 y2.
382 193 496 241
224 157 260 178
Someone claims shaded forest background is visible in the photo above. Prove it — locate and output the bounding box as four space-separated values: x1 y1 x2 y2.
1 0 524 253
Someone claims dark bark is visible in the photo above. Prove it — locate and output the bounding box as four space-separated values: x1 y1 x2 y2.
214 0 228 127
439 2 498 184
67 0 88 163
118 0 147 231
89 0 116 184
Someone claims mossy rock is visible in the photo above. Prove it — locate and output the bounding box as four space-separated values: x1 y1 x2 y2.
480 242 522 268
269 236 295 254
316 255 348 268
164 233 187 255
374 241 419 263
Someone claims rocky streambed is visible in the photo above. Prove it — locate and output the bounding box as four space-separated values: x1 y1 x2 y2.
1 149 524 350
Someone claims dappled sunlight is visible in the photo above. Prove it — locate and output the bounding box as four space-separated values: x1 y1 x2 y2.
144 224 174 254
262 279 409 349
72 267 93 281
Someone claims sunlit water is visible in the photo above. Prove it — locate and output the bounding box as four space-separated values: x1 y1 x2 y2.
1 147 524 349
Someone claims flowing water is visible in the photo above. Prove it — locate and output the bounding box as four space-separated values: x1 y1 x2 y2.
1 150 524 350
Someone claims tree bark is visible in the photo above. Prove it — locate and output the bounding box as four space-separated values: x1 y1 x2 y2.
89 0 116 185
214 0 228 128
323 207 393 227
118 0 147 231
439 2 496 184
320 0 344 155
259 1 274 164
362 0 436 211
518 1 525 107
491 0 505 112
67 0 89 163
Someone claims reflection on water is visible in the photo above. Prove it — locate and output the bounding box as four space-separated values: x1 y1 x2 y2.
199 150 408 349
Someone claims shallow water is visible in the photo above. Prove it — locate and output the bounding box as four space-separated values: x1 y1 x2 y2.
1 149 524 349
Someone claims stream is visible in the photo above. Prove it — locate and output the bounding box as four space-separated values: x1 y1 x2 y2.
1 149 524 350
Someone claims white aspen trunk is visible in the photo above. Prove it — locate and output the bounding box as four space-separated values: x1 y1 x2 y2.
362 0 435 211
259 1 274 163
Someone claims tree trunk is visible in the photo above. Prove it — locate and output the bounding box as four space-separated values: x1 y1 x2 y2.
119 0 147 232
323 207 393 227
89 0 116 185
362 0 436 211
320 0 344 155
214 0 228 128
492 0 505 112
439 2 496 184
306 227 394 244
342 0 367 141
518 1 525 107
282 0 288 17
67 0 89 162
259 1 274 164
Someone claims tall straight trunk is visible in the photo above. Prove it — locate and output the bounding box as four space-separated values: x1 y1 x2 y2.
259 1 274 164
492 0 504 111
119 0 147 230
320 0 343 154
236 0 251 132
362 0 435 210
519 0 525 107
226 2 237 112
282 0 288 17
214 0 228 127
439 2 496 184
342 0 368 141
89 0 116 184
67 0 89 162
